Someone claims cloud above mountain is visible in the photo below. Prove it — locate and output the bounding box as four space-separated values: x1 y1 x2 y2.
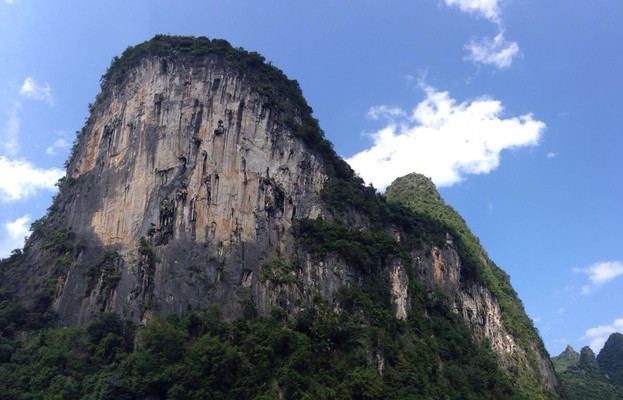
584 318 623 352
346 83 545 189
575 261 623 294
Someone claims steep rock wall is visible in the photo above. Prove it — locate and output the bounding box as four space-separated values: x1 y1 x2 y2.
69 56 325 250
46 55 328 326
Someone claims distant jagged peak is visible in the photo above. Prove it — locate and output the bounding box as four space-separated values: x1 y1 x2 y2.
559 344 579 359
551 344 581 374
597 332 623 380
579 346 599 370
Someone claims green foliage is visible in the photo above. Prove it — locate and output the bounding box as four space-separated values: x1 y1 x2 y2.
551 346 580 373
260 258 300 285
294 171 556 397
556 366 623 399
0 296 525 399
597 333 623 384
86 251 122 297
43 227 76 255
0 229 87 334
137 236 157 277
295 218 402 274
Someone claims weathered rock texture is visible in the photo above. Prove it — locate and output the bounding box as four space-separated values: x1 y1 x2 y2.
13 36 559 396
42 53 333 326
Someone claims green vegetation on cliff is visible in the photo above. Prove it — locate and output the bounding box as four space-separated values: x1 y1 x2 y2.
0 291 518 399
295 172 557 396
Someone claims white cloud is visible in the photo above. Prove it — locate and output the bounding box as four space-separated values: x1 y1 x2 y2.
346 83 545 190
19 77 53 105
366 105 406 121
575 261 623 294
547 152 557 159
583 318 623 353
465 31 520 69
444 0 501 23
2 102 21 155
2 78 54 156
443 1 521 70
0 215 31 257
45 131 71 155
0 156 64 201
45 138 70 155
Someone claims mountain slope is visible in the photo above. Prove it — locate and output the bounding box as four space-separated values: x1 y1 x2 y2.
0 35 560 398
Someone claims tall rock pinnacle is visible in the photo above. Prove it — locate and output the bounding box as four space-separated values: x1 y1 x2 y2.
6 35 561 397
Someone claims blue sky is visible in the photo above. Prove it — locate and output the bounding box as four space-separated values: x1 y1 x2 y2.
0 0 621 356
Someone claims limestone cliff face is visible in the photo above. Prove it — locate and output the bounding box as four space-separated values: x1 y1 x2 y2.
42 52 332 326
15 37 558 395
69 55 324 250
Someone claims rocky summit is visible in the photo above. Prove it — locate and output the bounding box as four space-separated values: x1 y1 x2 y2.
0 35 562 398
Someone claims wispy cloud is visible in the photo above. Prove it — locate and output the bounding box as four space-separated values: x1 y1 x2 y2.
465 31 520 69
45 138 70 155
443 0 521 69
0 156 64 202
575 261 623 294
366 105 406 121
444 0 501 24
2 77 54 156
346 82 545 189
583 318 623 353
45 131 71 156
0 215 31 257
2 102 21 155
547 152 557 159
19 77 53 106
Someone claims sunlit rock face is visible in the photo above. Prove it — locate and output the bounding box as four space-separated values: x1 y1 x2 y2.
70 56 325 250
41 54 330 326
